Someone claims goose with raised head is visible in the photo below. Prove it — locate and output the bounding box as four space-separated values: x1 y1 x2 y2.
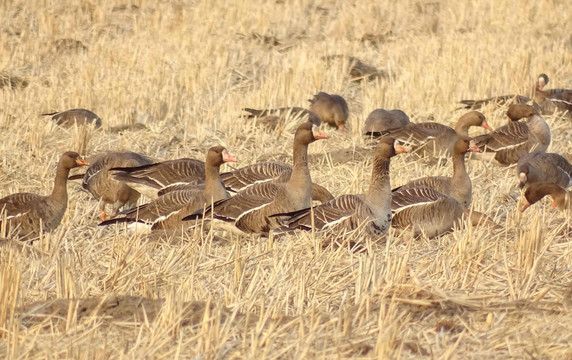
80 151 152 221
380 111 491 156
473 104 551 165
99 146 235 231
220 162 334 203
279 137 406 236
183 122 328 234
111 158 206 199
0 152 88 239
394 137 481 208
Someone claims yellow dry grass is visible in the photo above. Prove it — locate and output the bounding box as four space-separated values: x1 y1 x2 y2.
1 0 572 358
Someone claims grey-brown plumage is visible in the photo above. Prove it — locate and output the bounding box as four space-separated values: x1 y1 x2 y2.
473 104 551 165
517 152 572 189
395 137 481 208
81 152 152 220
363 109 410 137
42 109 102 128
280 137 405 236
309 92 349 130
0 152 88 239
521 182 571 213
100 146 235 230
111 158 206 199
321 55 388 82
381 111 490 156
184 122 328 234
220 162 334 203
460 74 571 117
391 186 498 238
242 108 322 130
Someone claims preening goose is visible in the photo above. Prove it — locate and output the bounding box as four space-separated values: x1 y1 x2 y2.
394 137 481 208
99 146 235 231
0 152 88 239
363 109 410 137
279 137 406 236
41 108 102 128
391 186 499 238
517 152 572 189
473 104 551 165
220 162 334 203
111 158 206 199
80 152 152 221
521 182 570 212
183 122 328 234
532 74 572 116
380 111 490 156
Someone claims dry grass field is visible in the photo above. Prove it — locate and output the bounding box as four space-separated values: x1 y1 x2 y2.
1 0 572 358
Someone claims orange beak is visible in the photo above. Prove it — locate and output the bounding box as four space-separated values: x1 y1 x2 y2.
481 120 493 131
394 143 407 154
76 158 89 166
312 126 328 140
222 151 236 163
338 123 345 131
552 201 557 208
520 200 530 212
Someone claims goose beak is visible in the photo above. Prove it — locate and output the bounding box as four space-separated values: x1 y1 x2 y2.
312 125 328 140
520 200 531 212
468 140 482 153
481 120 493 131
337 123 345 131
552 201 557 208
222 151 236 163
394 143 407 154
76 158 89 166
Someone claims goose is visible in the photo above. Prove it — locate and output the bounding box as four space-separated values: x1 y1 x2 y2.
183 122 328 234
363 109 410 137
278 137 406 236
521 182 570 213
220 162 334 203
473 104 551 165
0 152 88 239
99 147 235 231
380 111 491 156
41 108 102 128
80 152 152 220
110 158 206 199
394 137 481 208
517 152 572 189
242 92 348 130
460 74 571 116
391 186 499 238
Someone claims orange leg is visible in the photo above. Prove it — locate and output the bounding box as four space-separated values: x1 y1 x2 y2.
99 209 107 222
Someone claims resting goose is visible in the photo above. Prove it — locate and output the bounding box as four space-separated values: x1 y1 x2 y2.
517 152 572 189
80 152 152 221
220 162 334 203
0 152 88 239
395 137 481 208
279 137 406 236
41 108 102 128
99 146 235 231
381 111 491 156
473 104 551 165
363 109 410 137
391 186 498 238
111 158 206 199
521 182 570 213
183 122 328 234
